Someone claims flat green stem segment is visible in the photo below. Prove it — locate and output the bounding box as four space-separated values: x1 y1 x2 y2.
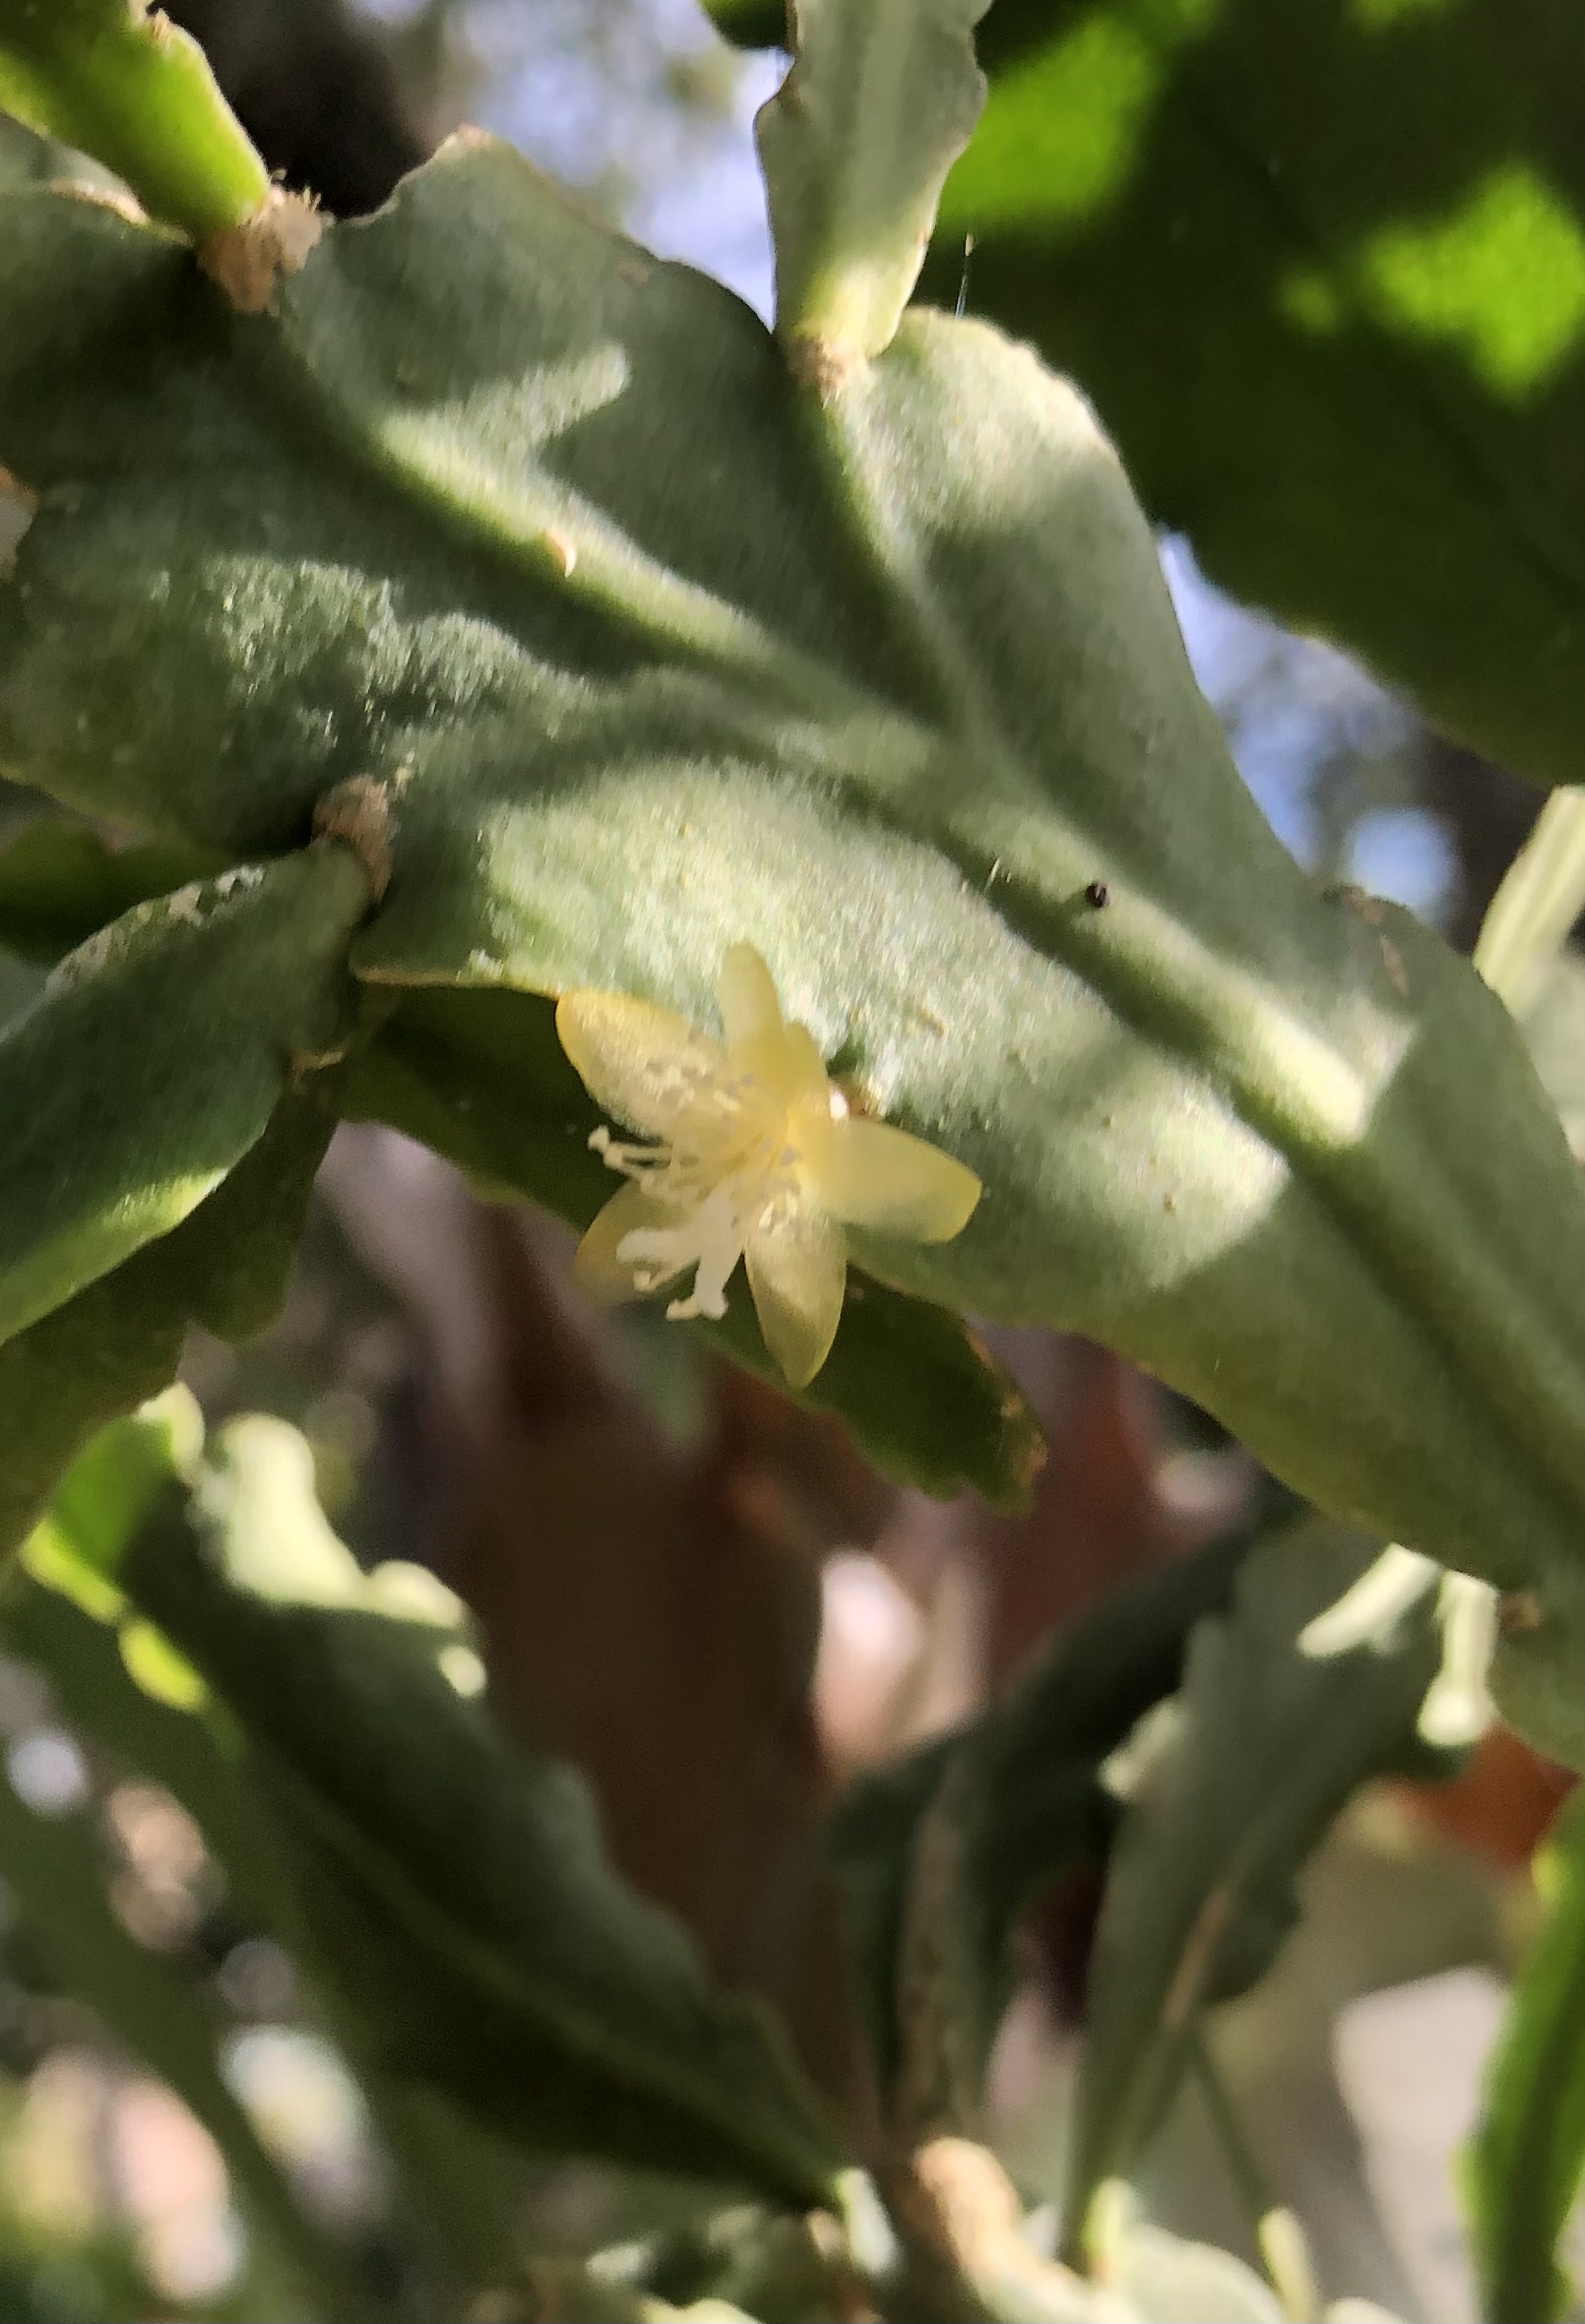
9 147 1585 1757
758 0 989 368
0 0 268 236
0 1076 347 1566
713 0 1585 788
0 819 224 959
6 1403 528 2308
1064 1516 1444 2252
1468 1787 1585 2324
122 1415 849 2204
828 1523 1252 2127
0 843 366 1345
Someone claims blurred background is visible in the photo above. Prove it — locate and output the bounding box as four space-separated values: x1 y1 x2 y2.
0 4 1574 2316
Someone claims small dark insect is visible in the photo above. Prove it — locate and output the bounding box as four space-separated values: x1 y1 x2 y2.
1084 879 1110 909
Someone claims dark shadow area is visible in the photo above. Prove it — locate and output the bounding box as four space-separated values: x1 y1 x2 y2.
164 0 427 217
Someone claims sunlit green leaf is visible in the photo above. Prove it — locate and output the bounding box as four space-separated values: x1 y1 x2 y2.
927 0 1585 791
0 0 269 235
28 1385 201 1596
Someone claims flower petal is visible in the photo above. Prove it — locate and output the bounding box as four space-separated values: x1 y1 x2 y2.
556 988 726 1136
808 1118 982 1241
719 945 831 1119
745 1206 847 1387
573 1181 690 1304
718 942 785 1057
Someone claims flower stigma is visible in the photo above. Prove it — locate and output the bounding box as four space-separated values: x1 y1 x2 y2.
554 944 981 1387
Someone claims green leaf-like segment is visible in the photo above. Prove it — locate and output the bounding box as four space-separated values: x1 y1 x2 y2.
828 1519 1254 2126
0 1074 348 1563
0 818 224 961
756 0 988 369
0 0 269 236
122 1414 849 2204
1468 1785 1585 2324
5 1405 530 2307
1063 1515 1447 2253
0 825 1045 1515
716 0 1585 790
0 843 366 1344
7 148 1585 1750
912 0 1585 790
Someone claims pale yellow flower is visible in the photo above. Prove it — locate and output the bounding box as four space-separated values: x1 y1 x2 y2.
555 944 982 1387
